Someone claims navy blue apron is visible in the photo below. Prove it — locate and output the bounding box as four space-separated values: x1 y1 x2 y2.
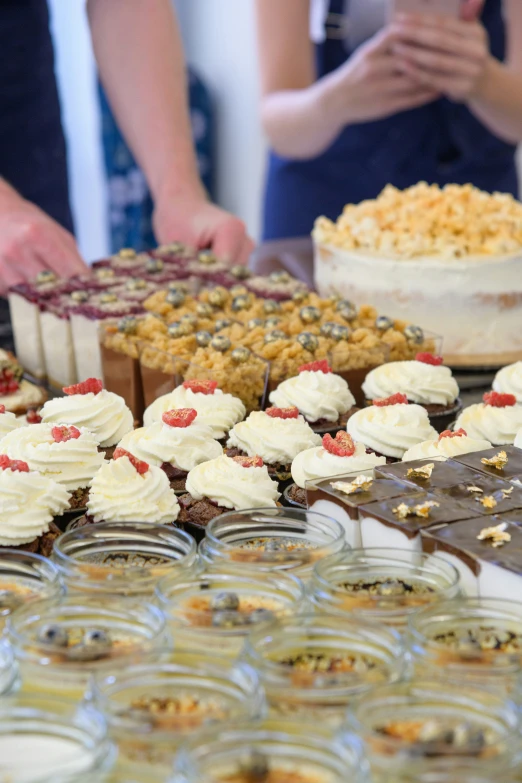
0 0 74 233
262 0 517 240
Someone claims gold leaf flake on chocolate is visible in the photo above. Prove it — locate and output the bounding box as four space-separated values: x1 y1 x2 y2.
331 475 373 495
392 501 440 520
406 463 435 480
467 485 483 494
477 522 511 548
481 451 508 470
478 495 497 510
502 487 514 498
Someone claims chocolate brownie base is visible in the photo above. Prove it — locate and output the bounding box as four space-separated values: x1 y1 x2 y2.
100 445 117 460
310 407 359 435
161 462 188 492
177 494 229 543
284 483 307 508
69 487 89 511
224 447 292 481
19 523 61 558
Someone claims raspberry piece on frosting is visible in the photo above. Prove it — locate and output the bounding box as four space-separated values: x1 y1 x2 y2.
374 393 409 407
0 369 19 395
63 378 103 396
483 391 517 408
439 428 467 441
416 353 444 366
0 405 4 414
0 455 29 473
162 408 197 428
182 379 218 395
26 409 42 424
113 447 149 474
52 425 81 443
232 455 264 468
266 406 299 419
298 359 331 374
322 431 356 457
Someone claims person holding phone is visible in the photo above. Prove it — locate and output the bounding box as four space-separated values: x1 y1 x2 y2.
256 0 522 241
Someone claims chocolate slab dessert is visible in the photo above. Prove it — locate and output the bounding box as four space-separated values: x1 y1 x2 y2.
452 445 522 483
376 458 490 490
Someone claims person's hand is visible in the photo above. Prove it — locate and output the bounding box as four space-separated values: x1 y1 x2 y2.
332 26 440 126
391 2 490 103
0 184 87 295
153 195 255 267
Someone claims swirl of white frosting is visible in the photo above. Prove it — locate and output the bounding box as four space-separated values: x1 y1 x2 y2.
493 362 522 403
347 404 438 460
0 423 105 491
0 410 24 442
362 361 459 406
0 380 45 413
41 390 134 447
87 456 180 524
143 387 246 439
0 468 70 546
269 371 356 423
186 455 280 509
291 441 386 489
227 411 322 464
455 404 522 446
117 419 222 472
403 434 492 462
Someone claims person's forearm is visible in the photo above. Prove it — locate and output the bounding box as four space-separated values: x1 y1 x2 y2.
469 58 522 144
87 0 205 205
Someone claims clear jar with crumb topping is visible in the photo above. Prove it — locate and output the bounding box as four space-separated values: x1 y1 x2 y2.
345 680 521 782
53 522 198 597
242 614 406 726
0 549 63 632
0 640 16 696
310 549 460 628
171 718 369 783
0 692 115 781
155 569 306 657
7 595 167 702
408 598 522 700
199 508 347 581
93 653 264 779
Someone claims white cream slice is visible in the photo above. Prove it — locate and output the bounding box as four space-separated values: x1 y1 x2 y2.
269 370 356 423
40 308 77 388
227 412 321 465
347 404 438 460
87 456 180 524
493 361 522 403
363 361 459 406
8 291 46 379
403 434 492 462
41 389 134 448
306 497 363 549
292 441 385 489
70 313 105 382
186 455 280 510
0 467 70 546
143 386 246 439
117 419 222 472
456 403 522 445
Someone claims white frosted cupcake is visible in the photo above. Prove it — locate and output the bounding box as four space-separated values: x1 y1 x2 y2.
0 456 70 552
143 379 246 440
227 407 322 481
1 423 104 510
41 378 133 454
455 392 522 446
402 428 492 462
117 408 222 491
347 394 438 461
0 404 24 442
79 448 180 526
493 362 522 403
288 433 386 506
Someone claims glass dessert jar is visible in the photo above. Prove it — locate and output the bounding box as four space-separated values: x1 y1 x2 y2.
0 640 17 696
155 569 306 657
0 692 115 782
93 653 264 779
310 548 460 628
171 718 369 783
8 595 167 702
0 549 63 633
199 508 346 580
53 522 197 597
345 680 522 783
408 597 522 700
242 614 406 726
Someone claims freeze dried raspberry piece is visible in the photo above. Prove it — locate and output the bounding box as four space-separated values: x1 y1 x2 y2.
162 408 197 428
113 447 149 474
182 379 218 395
374 393 409 407
232 455 264 468
322 431 356 457
298 360 331 374
0 405 5 414
265 406 299 419
483 391 517 408
63 378 103 396
415 353 444 366
439 428 467 441
0 368 20 395
0 455 29 473
51 425 81 443
26 409 42 424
